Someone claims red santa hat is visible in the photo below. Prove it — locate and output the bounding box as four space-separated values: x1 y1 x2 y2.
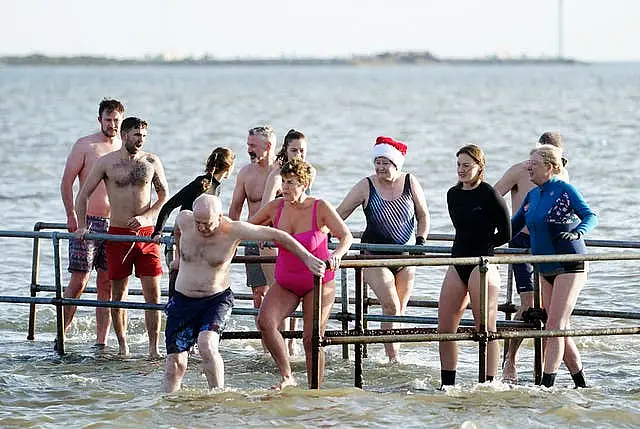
372 136 407 170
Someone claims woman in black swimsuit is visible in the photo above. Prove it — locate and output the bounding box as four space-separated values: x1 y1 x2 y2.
438 144 510 387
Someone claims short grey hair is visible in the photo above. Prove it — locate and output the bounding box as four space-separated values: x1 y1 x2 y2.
248 125 276 144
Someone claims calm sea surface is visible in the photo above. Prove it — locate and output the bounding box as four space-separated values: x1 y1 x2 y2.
1 64 639 428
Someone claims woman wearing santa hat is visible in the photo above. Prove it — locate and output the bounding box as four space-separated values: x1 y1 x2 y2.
337 136 430 362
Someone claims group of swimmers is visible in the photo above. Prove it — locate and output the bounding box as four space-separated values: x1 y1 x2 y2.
60 98 597 391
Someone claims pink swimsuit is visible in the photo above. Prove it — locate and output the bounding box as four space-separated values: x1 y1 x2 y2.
274 199 335 297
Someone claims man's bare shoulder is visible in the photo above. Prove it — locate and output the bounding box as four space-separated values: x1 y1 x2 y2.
236 163 256 177
75 132 105 145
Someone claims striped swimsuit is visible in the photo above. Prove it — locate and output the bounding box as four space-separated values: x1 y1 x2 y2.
361 174 415 273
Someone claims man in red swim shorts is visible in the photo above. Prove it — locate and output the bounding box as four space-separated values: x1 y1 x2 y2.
75 117 169 358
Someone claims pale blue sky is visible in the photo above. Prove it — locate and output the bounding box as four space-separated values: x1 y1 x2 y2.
2 0 638 61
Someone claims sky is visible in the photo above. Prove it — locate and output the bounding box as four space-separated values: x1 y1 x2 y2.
2 0 639 61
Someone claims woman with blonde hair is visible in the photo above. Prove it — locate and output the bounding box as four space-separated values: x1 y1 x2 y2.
512 144 597 388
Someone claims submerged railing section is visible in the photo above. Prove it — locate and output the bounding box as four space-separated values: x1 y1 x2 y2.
0 222 639 389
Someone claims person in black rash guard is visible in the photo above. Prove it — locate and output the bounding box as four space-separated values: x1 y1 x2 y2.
438 144 511 388
152 147 235 297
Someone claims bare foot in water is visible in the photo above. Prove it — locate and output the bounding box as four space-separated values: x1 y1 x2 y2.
502 360 518 383
273 376 298 391
288 339 299 356
117 343 130 358
149 347 162 360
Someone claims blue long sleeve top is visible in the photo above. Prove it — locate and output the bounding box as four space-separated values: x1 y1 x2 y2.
511 176 597 274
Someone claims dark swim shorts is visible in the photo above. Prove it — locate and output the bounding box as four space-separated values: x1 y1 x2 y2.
509 232 535 294
244 244 267 288
164 288 234 354
68 215 109 272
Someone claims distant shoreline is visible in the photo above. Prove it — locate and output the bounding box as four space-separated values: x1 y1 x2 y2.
0 52 584 66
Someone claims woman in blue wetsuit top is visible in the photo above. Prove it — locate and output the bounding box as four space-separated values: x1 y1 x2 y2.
512 144 597 388
439 144 511 388
337 136 431 362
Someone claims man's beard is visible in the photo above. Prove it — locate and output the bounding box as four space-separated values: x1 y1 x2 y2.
249 152 259 163
101 126 117 138
125 142 138 154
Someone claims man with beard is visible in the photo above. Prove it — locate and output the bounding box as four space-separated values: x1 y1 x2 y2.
75 117 169 358
59 99 125 350
229 126 277 334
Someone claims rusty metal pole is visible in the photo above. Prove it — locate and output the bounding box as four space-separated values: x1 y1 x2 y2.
533 271 543 384
340 268 349 359
52 232 65 356
310 274 322 389
28 222 42 340
354 268 364 389
502 265 514 363
478 257 489 383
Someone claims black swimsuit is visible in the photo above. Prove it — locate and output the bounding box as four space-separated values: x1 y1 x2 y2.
447 182 511 286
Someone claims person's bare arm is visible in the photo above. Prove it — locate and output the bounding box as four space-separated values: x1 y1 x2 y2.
60 141 84 232
317 199 353 270
228 169 247 221
74 159 106 236
260 168 281 207
336 178 368 220
493 164 519 197
248 199 277 226
170 211 186 270
409 174 430 239
231 221 325 276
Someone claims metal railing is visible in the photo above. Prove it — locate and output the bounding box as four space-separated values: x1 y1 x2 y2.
1 222 639 389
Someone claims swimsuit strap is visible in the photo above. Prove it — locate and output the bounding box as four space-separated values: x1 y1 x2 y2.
312 199 320 231
273 199 285 228
403 173 412 194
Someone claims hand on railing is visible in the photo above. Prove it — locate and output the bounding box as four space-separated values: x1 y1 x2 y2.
409 236 426 256
326 254 342 271
305 255 326 277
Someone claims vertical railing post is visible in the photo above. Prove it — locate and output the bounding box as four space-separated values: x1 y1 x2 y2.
310 274 322 389
28 223 42 340
340 267 349 359
52 232 65 356
362 282 369 358
354 268 364 389
533 271 543 385
478 257 489 383
502 264 514 363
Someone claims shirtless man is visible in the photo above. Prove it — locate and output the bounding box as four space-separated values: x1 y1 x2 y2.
494 131 568 382
75 117 169 358
228 126 277 322
162 194 325 393
59 99 124 349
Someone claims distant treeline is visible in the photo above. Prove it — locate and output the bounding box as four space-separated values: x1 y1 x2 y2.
0 52 579 66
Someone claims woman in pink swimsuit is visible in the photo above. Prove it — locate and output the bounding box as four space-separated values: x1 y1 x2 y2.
250 159 353 390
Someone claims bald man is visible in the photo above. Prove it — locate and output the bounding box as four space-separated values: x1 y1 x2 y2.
162 194 326 393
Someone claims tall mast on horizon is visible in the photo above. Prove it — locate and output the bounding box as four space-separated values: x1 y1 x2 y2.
558 0 565 59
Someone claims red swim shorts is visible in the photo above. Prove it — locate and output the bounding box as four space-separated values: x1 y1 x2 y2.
106 226 163 280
